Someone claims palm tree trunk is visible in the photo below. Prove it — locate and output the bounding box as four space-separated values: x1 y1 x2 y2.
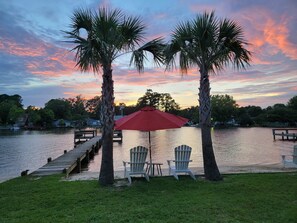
199 68 222 181
99 66 115 186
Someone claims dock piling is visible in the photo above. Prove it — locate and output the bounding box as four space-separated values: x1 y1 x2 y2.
85 149 90 163
76 158 81 173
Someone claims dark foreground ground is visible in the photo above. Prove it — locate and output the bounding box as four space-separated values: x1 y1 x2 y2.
0 172 297 222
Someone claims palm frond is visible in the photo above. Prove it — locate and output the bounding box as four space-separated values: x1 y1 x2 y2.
120 16 145 50
130 37 165 72
209 16 252 72
63 7 166 75
163 21 195 74
71 8 93 35
163 41 180 71
164 11 252 75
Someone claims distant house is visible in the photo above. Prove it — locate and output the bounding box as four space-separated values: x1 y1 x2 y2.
214 118 239 128
86 118 101 127
52 119 73 128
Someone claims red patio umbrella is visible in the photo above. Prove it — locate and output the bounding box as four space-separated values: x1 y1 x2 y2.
115 106 188 166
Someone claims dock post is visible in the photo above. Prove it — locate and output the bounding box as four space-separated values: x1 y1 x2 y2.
90 145 95 158
272 129 276 140
282 132 284 140
95 142 99 153
86 149 90 163
286 130 289 140
76 158 81 173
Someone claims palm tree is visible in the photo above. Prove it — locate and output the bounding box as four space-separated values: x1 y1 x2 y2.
164 11 251 181
64 8 164 186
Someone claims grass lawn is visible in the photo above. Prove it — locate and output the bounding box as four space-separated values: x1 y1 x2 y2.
0 172 297 223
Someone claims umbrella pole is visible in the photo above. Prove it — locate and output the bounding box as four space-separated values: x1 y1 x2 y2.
148 131 152 175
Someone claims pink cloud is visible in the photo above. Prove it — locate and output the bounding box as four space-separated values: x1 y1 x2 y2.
239 7 297 62
0 36 78 77
0 41 4 49
112 66 200 87
155 13 167 20
0 38 46 57
62 81 101 100
26 50 77 77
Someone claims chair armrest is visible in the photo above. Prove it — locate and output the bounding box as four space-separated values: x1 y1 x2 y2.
167 160 174 166
173 160 193 163
123 161 131 167
282 155 296 159
282 155 297 163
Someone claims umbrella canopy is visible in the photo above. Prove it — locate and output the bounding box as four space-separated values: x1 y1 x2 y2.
115 106 188 171
115 106 188 131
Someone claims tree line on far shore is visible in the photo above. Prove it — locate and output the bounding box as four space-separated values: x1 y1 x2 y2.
1 90 297 128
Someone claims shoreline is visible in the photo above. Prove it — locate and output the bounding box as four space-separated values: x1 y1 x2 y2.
66 164 297 181
1 164 296 184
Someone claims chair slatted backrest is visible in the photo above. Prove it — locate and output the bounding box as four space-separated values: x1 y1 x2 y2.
175 145 192 170
130 146 148 172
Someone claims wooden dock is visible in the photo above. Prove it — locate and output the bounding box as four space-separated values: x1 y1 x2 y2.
74 129 97 144
272 128 297 141
31 136 102 177
113 130 123 143
75 129 122 143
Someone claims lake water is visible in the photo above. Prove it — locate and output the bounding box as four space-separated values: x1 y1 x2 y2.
0 127 296 182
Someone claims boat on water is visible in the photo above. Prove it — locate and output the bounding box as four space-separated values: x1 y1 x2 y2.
10 125 20 131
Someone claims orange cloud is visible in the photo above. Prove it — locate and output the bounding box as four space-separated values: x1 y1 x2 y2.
112 66 199 87
241 7 297 61
62 81 101 100
0 36 78 77
26 49 77 77
263 19 297 59
0 38 46 57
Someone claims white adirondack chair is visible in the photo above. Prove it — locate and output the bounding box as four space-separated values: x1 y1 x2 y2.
123 146 149 184
167 145 196 180
282 145 297 168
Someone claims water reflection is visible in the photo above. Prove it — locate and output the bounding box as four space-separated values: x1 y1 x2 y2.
0 129 74 182
1 127 296 182
88 127 295 172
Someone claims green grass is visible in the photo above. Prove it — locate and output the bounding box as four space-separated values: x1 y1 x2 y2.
0 173 297 223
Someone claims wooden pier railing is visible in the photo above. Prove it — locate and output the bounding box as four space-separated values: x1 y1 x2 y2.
272 128 297 141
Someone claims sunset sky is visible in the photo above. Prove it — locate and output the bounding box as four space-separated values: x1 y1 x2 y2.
1 0 296 109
